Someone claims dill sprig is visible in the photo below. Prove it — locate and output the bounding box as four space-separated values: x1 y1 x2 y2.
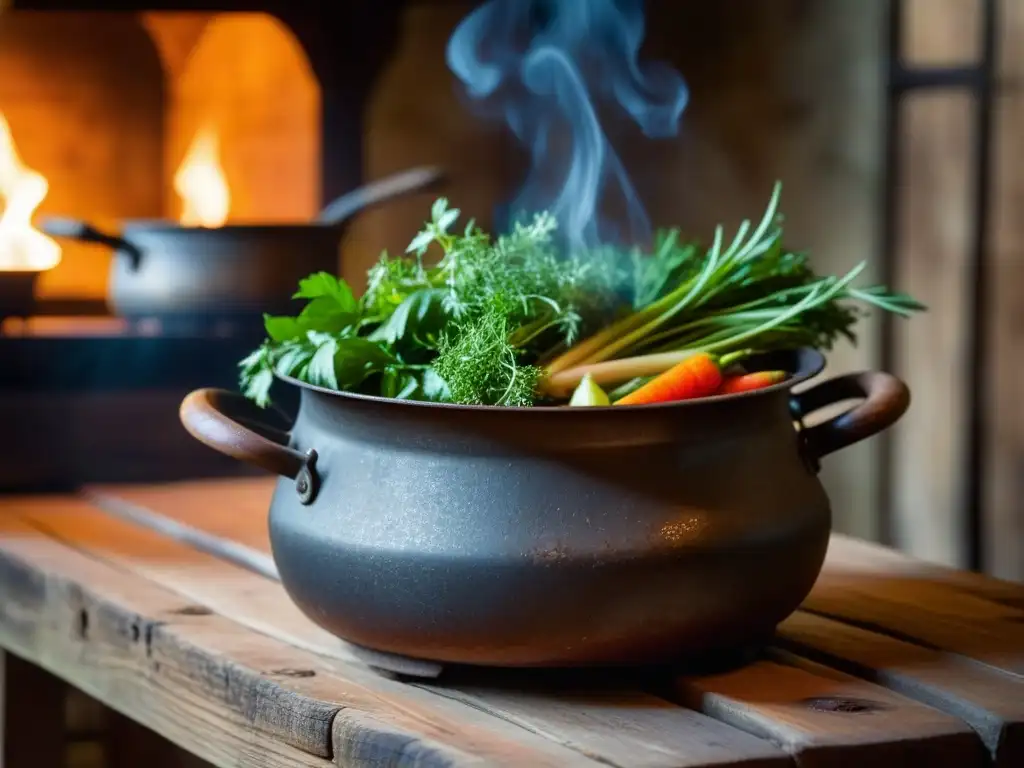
406 199 622 405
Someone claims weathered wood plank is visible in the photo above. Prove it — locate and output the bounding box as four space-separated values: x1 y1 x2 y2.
671 656 985 768
29 494 792 768
330 710 483 768
0 516 334 768
798 536 1024 678
801 596 1024 680
1 649 67 768
826 535 1024 609
816 547 1024 627
87 479 274 554
418 684 789 768
0 510 606 768
82 487 278 581
777 611 1024 767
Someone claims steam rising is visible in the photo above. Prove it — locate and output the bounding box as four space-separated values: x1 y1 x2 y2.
447 0 688 251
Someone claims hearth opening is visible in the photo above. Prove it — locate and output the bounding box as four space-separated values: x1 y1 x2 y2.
0 10 320 308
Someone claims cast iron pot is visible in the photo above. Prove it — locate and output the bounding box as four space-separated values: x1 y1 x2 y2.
179 349 910 668
39 166 443 326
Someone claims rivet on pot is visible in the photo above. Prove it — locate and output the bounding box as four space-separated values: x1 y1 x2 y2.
296 449 319 506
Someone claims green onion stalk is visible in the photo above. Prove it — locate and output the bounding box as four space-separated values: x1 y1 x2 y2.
540 184 925 398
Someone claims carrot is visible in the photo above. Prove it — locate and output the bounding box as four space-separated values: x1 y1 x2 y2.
542 350 699 398
717 370 787 395
613 352 723 406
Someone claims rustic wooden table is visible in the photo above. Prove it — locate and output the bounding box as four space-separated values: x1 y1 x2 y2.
0 478 1022 768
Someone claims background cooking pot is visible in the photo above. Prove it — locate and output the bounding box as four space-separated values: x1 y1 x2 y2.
179 349 911 669
40 166 443 325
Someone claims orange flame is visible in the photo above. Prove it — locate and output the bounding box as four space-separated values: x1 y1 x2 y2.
0 112 61 271
174 125 230 228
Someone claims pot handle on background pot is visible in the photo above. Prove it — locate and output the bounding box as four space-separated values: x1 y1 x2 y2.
41 217 145 270
789 371 910 467
180 389 320 504
316 166 445 224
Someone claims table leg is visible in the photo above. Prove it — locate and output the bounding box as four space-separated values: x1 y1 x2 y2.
106 709 209 768
0 650 67 768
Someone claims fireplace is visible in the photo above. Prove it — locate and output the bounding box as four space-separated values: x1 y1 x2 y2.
0 8 320 305
0 2 523 311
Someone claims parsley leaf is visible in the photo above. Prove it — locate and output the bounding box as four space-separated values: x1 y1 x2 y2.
238 345 276 407
263 316 304 342
293 272 358 311
380 367 450 402
263 273 360 343
368 288 448 348
297 333 395 392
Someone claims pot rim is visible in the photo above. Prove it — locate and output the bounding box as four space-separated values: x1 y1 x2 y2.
120 221 341 235
274 347 827 413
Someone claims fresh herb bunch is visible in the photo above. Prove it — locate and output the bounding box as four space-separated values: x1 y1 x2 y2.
239 198 622 407
239 184 925 408
415 201 622 405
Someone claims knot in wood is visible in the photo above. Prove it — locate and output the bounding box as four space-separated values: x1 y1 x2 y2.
801 696 884 714
271 668 316 678
173 605 213 616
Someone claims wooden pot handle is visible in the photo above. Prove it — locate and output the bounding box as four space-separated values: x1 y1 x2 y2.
179 389 319 504
790 371 910 462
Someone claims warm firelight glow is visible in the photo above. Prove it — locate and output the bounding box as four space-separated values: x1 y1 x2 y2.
174 125 230 228
0 112 61 271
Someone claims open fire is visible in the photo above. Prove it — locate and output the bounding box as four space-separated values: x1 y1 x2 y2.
0 112 61 272
174 124 230 229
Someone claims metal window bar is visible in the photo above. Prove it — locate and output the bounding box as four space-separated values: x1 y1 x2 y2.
879 0 998 573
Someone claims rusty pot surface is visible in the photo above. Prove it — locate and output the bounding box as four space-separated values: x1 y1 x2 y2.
179 348 910 668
